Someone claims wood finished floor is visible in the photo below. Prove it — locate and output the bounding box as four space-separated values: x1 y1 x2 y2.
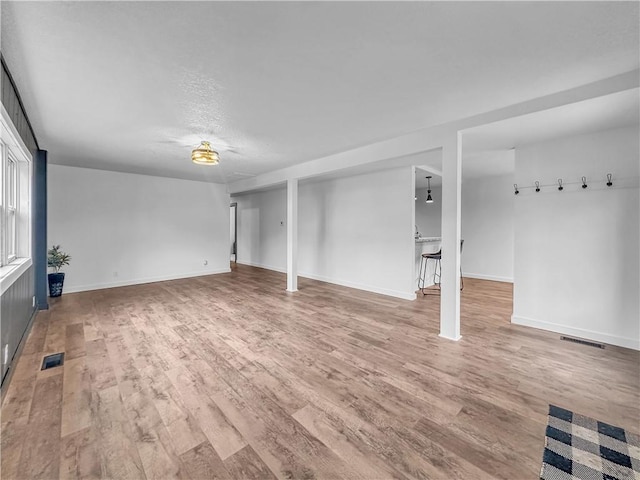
2 264 639 479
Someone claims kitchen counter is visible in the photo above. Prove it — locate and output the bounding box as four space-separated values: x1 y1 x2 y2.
415 236 441 243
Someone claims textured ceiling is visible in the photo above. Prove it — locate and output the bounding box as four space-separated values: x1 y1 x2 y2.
2 1 638 183
419 88 639 185
462 88 640 153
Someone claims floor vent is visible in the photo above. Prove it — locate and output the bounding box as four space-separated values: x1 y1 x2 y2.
41 352 65 370
560 336 604 349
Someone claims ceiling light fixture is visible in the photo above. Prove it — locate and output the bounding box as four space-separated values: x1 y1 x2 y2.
191 141 220 165
426 176 434 204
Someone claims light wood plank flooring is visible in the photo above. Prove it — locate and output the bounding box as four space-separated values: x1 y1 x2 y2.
2 264 639 479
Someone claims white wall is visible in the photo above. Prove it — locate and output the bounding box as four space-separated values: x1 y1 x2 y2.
48 165 231 293
235 187 287 272
461 174 514 282
299 168 414 299
512 126 639 350
415 175 515 283
234 168 416 299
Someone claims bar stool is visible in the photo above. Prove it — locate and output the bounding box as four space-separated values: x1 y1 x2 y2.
419 248 441 294
419 240 464 295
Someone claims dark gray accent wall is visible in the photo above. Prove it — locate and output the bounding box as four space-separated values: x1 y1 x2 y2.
1 55 41 391
1 55 38 154
1 267 36 384
34 150 48 310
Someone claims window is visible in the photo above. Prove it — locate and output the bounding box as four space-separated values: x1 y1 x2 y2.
6 155 17 263
1 106 31 273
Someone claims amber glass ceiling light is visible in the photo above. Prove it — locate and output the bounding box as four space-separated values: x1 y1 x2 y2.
191 141 220 165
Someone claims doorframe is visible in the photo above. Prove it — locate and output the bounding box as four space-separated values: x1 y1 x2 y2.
230 202 237 263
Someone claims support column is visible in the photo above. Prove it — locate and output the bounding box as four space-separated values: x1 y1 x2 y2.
33 150 48 310
439 133 462 340
286 178 298 292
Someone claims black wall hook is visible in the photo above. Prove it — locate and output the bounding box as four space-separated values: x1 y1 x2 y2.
535 181 540 192
514 184 519 195
557 179 563 191
581 176 588 189
607 173 613 187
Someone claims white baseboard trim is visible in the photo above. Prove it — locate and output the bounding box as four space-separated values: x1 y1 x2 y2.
299 271 417 301
236 261 286 273
463 272 513 283
236 261 416 301
511 315 640 351
63 268 232 294
438 333 462 341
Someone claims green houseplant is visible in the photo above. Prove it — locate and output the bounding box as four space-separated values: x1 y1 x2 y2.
47 245 71 297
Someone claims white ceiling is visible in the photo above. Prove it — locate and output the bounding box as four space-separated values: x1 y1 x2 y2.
415 149 515 188
462 88 640 153
414 88 639 187
2 2 639 183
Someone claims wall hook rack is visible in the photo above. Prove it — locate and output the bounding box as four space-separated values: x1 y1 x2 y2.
511 173 634 195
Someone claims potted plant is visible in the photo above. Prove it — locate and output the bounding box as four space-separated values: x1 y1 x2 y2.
47 245 71 297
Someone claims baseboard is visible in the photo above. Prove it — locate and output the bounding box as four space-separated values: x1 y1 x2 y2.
298 271 417 301
438 333 462 342
237 261 416 300
62 268 232 294
511 315 640 351
463 272 513 283
236 261 286 273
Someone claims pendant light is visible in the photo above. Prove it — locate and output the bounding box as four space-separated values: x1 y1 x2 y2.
426 176 434 204
192 141 220 165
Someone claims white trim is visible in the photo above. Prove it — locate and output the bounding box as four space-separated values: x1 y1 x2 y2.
237 260 417 300
298 271 417 301
0 104 32 161
463 272 513 283
438 333 462 341
61 268 231 294
237 261 286 273
0 258 32 295
1 103 32 269
511 315 640 351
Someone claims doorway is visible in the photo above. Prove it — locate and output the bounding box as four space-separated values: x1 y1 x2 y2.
230 203 237 263
414 165 443 295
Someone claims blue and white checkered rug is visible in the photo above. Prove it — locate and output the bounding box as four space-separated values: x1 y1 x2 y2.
540 405 640 480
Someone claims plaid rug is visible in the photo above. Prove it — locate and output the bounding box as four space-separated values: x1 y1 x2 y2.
540 405 640 480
